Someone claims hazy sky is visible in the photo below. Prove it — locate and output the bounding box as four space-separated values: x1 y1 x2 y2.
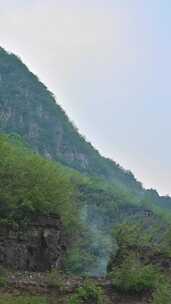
0 0 171 195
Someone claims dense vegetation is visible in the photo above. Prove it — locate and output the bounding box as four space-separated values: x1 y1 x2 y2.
109 223 171 303
0 134 78 231
0 133 169 278
69 280 104 304
0 133 164 277
0 134 132 275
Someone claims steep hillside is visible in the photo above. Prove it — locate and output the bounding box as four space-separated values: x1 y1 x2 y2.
0 134 81 271
0 134 83 234
0 134 165 277
1 47 171 303
0 47 143 194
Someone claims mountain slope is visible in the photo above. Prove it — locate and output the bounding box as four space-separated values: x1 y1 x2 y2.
1 47 171 280
1 47 171 212
0 47 142 194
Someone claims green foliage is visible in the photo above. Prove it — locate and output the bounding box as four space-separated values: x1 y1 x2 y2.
69 280 104 304
0 266 7 287
152 280 171 304
0 295 47 304
113 222 158 249
111 254 158 294
47 269 64 289
110 222 171 299
0 134 78 232
158 226 171 257
113 221 171 261
0 275 7 287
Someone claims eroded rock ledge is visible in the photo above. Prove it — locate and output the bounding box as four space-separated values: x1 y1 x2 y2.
0 215 66 271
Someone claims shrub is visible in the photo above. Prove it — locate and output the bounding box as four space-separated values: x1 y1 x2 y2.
0 266 7 287
111 255 158 294
47 269 64 289
152 280 171 304
69 279 104 304
0 275 7 287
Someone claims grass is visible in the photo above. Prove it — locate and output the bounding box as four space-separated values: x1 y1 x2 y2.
0 295 48 304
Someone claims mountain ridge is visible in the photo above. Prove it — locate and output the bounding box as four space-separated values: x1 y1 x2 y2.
0 46 143 193
0 46 171 211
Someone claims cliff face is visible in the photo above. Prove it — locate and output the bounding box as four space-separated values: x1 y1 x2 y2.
0 215 65 272
0 47 142 194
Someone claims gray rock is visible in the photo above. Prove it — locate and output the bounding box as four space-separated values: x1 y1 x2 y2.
0 215 66 271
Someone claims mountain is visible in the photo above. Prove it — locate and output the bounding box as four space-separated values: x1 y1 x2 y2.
1 46 171 304
0 46 171 212
0 47 143 194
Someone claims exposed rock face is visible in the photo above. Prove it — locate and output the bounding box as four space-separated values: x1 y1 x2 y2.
0 215 66 271
0 47 143 194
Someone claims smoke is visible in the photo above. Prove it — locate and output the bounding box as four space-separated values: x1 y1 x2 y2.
80 203 117 276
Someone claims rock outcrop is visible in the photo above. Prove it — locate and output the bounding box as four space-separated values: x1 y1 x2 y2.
0 215 66 271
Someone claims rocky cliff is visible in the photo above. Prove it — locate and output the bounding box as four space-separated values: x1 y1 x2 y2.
0 47 143 194
0 215 65 272
1 46 171 213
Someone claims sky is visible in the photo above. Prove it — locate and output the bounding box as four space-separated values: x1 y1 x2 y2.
0 0 171 195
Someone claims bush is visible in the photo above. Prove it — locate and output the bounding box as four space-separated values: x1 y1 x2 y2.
0 275 7 287
47 269 64 289
69 279 104 304
111 255 158 294
0 266 7 287
152 280 171 304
